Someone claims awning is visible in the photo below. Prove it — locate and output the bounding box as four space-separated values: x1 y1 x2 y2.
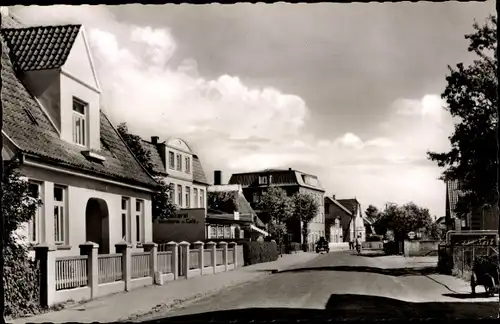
250 224 270 237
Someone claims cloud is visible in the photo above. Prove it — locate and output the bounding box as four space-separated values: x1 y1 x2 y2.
10 5 455 217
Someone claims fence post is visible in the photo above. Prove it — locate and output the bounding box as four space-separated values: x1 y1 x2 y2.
219 241 228 272
166 241 178 280
179 241 190 278
79 242 99 298
229 241 237 268
115 241 132 291
34 244 57 307
193 241 204 275
143 242 158 284
206 241 216 274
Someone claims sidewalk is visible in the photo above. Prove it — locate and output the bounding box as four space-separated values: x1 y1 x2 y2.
10 252 320 323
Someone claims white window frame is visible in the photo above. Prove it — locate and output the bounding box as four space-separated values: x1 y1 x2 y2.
168 151 175 169
200 189 205 208
176 154 182 171
185 186 191 208
185 156 191 174
217 226 224 239
210 226 217 239
53 185 67 244
28 181 42 244
135 200 144 244
258 176 268 185
193 188 198 208
177 185 183 207
72 97 87 147
169 183 175 203
121 197 130 242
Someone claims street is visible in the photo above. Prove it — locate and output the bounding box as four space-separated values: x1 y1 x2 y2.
139 251 499 322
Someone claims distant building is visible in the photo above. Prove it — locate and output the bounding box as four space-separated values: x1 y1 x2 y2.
207 181 269 241
325 196 368 243
228 168 325 244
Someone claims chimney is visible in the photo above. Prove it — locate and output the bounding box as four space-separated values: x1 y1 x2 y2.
332 194 336 200
288 167 292 171
214 170 222 185
151 136 159 144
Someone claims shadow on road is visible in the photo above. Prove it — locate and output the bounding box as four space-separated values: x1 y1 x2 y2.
443 292 493 299
278 265 439 277
145 294 497 323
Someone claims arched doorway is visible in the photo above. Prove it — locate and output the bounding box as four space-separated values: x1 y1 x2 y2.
85 198 110 254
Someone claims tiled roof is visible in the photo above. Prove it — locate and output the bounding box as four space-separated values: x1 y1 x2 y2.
140 140 167 176
192 155 209 185
1 15 158 189
1 24 81 71
337 198 359 214
229 169 325 192
324 196 352 216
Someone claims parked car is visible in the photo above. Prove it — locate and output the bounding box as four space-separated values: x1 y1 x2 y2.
316 237 330 253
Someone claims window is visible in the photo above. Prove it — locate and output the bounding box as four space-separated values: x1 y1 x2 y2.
54 186 66 244
193 189 198 208
28 182 42 243
176 154 182 171
169 184 175 203
210 226 216 239
121 198 129 241
253 192 260 203
177 185 183 207
224 226 231 238
258 176 268 185
185 186 191 208
169 151 175 169
135 200 144 243
217 226 224 238
185 156 191 173
200 189 205 208
72 97 87 146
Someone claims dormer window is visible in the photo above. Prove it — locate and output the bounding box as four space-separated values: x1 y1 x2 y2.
72 97 87 146
259 176 268 185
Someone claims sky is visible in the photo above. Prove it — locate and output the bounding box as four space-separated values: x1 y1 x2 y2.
10 2 496 217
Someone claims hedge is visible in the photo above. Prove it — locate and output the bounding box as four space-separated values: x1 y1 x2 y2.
240 241 279 266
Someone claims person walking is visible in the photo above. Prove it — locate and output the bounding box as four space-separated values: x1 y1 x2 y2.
355 235 362 255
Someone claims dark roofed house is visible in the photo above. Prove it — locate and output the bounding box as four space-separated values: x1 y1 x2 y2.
137 137 211 243
1 7 159 280
207 183 269 242
229 168 325 244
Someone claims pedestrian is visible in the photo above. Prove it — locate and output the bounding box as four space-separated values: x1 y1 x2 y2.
355 235 361 254
349 239 353 250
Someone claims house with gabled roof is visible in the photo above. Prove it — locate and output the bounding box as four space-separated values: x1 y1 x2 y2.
324 196 369 243
138 136 211 243
228 168 325 244
1 10 159 256
207 182 269 242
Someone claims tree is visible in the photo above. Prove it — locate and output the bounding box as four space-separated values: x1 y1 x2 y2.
427 16 498 219
117 123 177 221
256 187 293 246
377 202 433 241
207 191 238 213
117 122 156 175
3 161 43 318
291 192 320 245
365 204 380 224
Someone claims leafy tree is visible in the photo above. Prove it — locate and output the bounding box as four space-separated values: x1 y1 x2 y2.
152 180 178 222
365 204 381 224
117 122 156 175
377 202 433 242
291 192 320 245
424 222 447 241
427 16 498 219
256 187 293 246
3 161 43 318
207 191 239 213
117 123 177 221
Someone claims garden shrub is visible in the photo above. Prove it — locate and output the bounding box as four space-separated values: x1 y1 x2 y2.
3 165 43 318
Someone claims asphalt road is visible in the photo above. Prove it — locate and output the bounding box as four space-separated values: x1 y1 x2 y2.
140 251 499 322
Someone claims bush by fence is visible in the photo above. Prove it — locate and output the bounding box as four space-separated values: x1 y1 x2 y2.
241 241 279 266
438 244 499 278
